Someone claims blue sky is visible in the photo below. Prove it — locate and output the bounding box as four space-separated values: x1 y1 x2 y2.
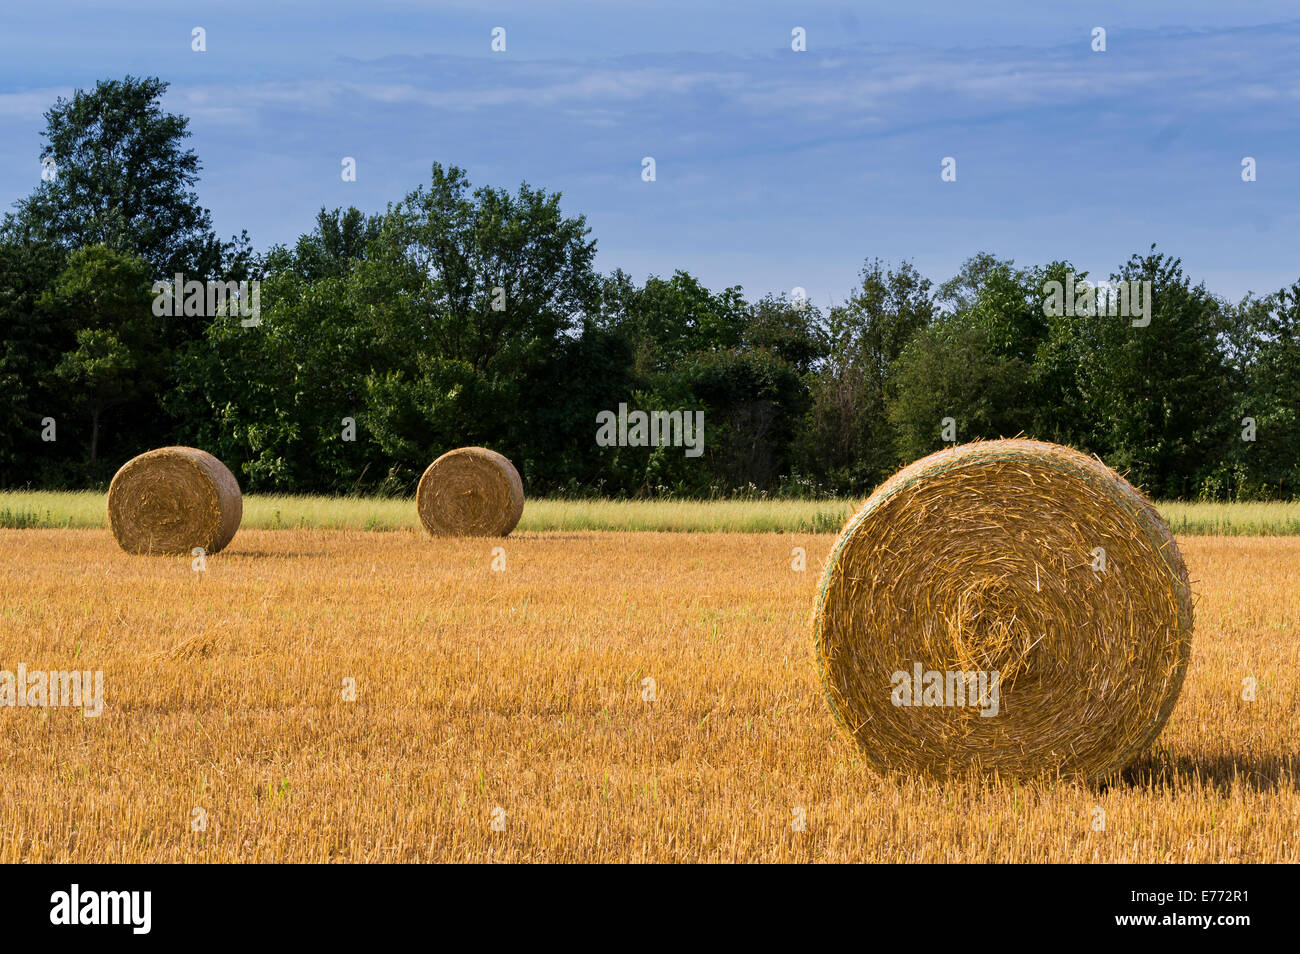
1 1 1297 309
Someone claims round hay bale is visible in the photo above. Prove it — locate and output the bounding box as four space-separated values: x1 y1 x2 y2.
416 446 524 537
811 438 1193 780
107 446 242 555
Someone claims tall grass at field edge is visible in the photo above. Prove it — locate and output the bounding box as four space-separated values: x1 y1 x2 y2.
3 491 1300 534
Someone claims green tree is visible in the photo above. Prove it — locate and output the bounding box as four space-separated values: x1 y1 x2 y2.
262 207 382 283
1072 247 1231 497
169 248 395 494
4 76 228 279
173 165 603 494
1024 260 1091 447
675 345 809 491
1228 284 1300 497
0 241 67 485
53 329 136 464
888 320 1030 461
38 245 158 473
936 251 1015 315
600 269 749 377
804 260 934 492
363 164 601 486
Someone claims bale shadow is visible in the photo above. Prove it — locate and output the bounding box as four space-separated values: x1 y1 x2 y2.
1106 750 1300 793
216 550 322 559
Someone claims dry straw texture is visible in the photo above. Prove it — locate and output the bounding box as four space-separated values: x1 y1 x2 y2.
106 446 242 555
812 438 1194 781
0 530 1289 868
0 529 1293 862
416 446 524 537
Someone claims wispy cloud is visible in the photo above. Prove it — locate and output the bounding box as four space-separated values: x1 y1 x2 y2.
0 87 70 119
2 10 1298 305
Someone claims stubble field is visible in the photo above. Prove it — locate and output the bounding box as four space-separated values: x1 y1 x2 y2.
0 529 1296 862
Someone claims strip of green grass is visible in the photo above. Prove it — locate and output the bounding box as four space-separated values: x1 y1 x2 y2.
2 491 1300 534
0 492 851 533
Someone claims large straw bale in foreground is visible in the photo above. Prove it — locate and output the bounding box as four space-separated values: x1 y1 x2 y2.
416 446 524 537
812 438 1193 780
107 446 242 555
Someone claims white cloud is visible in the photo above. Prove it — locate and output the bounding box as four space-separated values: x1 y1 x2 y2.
0 87 72 119
163 23 1300 138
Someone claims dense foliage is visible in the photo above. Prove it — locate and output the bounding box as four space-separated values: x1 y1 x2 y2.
3 77 1297 499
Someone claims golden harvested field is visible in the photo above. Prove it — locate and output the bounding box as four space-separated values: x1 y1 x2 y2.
0 529 1296 863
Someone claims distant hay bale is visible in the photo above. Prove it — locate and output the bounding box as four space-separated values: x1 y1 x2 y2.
107 447 242 555
416 447 524 537
812 438 1194 781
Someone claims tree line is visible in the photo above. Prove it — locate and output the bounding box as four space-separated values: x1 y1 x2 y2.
2 76 1298 500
